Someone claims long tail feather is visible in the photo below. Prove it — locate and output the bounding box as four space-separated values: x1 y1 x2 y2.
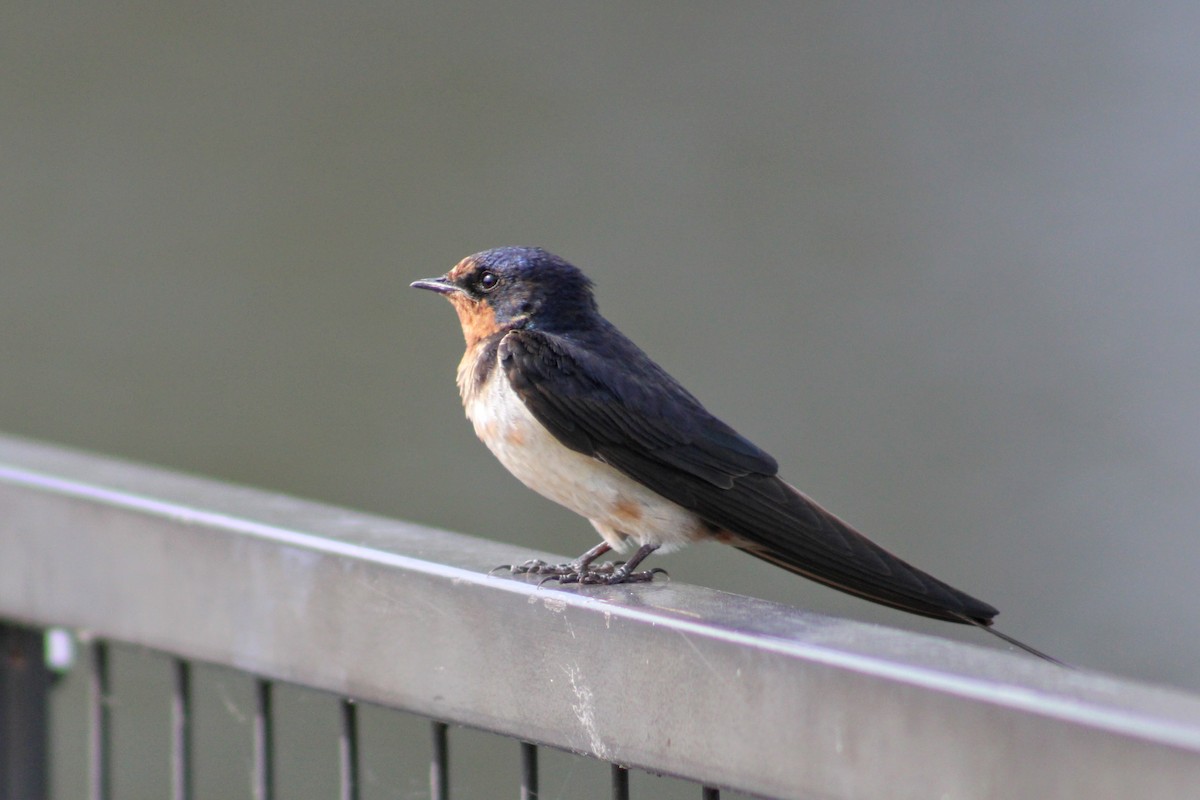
953 613 1070 667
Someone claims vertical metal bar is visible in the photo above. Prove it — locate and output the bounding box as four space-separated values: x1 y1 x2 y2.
519 741 538 800
701 787 720 800
0 623 51 800
88 640 112 800
252 679 274 800
430 721 449 800
339 699 359 800
171 659 193 800
611 764 629 800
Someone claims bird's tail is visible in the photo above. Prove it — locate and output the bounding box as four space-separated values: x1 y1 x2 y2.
694 473 1065 663
716 476 1064 663
734 539 998 623
953 613 1070 667
718 474 1002 624
741 534 1066 665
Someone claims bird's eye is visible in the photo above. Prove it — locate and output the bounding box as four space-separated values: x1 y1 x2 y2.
478 271 499 292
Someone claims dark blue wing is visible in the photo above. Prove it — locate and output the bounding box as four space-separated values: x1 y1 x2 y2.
499 327 998 623
499 325 776 487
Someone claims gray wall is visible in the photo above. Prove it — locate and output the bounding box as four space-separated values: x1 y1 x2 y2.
3 0 1198 749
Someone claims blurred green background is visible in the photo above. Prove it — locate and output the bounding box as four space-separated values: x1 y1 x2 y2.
4 2 1200 797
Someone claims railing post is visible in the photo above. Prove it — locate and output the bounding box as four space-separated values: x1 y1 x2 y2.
0 623 51 800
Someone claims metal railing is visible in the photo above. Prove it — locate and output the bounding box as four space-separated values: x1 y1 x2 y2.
3 434 1200 799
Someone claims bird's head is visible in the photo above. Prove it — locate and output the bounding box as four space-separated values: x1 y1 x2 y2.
412 247 597 346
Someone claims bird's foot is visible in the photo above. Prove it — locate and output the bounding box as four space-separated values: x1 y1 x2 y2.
498 559 666 586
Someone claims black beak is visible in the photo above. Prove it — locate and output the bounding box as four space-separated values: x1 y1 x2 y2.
410 276 460 295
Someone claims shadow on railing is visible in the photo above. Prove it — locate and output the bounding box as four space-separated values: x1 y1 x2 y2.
3 434 1200 800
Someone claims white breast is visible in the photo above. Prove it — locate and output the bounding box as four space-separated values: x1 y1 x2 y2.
461 354 707 553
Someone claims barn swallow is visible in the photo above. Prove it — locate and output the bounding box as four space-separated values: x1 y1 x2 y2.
413 246 1060 663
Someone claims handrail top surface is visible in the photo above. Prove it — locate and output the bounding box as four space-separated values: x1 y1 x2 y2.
3 433 1199 799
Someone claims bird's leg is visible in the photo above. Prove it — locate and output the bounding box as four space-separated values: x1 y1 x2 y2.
505 541 613 579
579 543 664 585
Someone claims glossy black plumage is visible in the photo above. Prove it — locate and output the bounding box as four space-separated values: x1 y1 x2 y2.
500 323 998 624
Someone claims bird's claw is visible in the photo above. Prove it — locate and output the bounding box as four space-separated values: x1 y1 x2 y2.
501 558 667 586
576 566 666 585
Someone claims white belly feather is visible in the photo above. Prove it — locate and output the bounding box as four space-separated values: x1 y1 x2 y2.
461 358 706 552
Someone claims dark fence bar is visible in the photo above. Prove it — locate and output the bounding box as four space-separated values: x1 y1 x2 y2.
430 721 449 800
520 741 538 800
339 700 359 800
611 764 630 800
253 679 275 800
171 659 193 800
88 640 111 800
0 623 50 800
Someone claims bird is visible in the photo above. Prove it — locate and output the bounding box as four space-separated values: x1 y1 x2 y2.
412 246 1061 663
